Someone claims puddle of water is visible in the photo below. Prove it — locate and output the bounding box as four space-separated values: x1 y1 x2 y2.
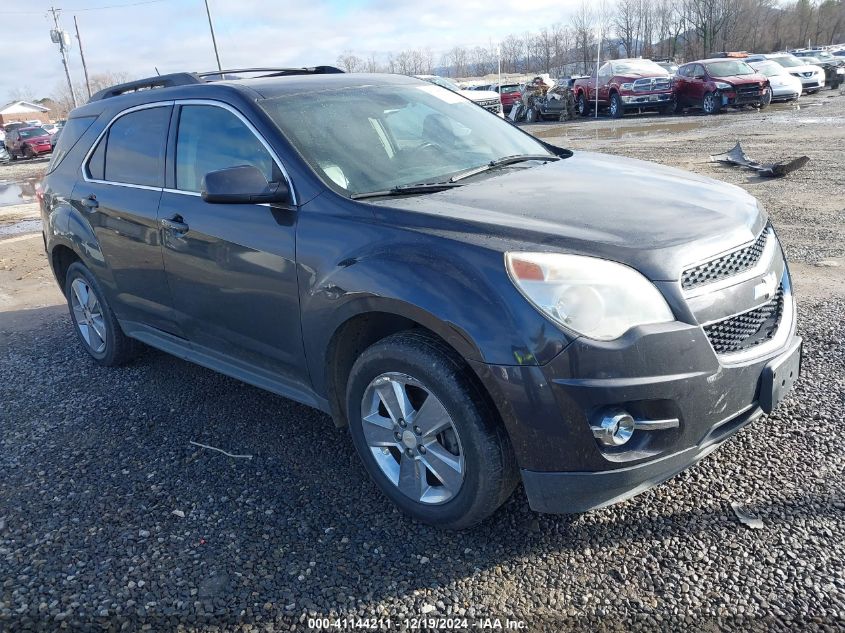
0 177 40 207
0 218 42 238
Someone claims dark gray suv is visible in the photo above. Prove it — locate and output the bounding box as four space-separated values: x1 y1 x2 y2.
40 68 801 529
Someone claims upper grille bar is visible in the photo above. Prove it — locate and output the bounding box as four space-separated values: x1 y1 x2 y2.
681 228 769 291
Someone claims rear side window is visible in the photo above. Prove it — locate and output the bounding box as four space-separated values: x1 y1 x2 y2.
48 116 97 174
88 106 169 187
175 105 277 193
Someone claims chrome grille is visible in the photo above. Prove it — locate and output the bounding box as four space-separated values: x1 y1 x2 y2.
681 229 769 290
703 285 784 354
633 77 671 92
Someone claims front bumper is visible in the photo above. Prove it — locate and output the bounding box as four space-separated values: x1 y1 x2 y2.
470 255 799 514
620 91 673 106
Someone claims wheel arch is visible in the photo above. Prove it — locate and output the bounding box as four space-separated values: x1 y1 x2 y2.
322 300 488 428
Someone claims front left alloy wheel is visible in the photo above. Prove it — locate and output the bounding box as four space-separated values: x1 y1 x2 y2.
346 331 518 529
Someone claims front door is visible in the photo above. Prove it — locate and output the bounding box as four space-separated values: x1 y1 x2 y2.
158 102 310 394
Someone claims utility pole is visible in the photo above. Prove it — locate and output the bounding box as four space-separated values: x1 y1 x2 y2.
74 16 92 100
204 0 222 72
48 6 77 109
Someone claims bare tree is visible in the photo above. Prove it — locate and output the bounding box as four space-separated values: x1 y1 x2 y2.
336 51 364 73
571 0 596 73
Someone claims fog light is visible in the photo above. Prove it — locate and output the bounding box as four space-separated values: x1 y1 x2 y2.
591 409 635 447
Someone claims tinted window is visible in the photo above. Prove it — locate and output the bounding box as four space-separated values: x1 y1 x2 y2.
47 115 96 174
88 136 106 180
678 65 692 77
103 107 169 187
175 105 276 193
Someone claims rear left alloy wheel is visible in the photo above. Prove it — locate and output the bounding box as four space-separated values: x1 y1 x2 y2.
346 331 518 529
65 262 139 366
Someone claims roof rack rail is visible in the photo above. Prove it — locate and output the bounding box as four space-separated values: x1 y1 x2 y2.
196 66 345 79
88 72 202 102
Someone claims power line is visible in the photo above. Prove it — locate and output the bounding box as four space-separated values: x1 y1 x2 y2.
0 0 168 15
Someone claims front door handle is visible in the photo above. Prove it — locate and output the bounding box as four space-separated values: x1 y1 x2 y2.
160 216 189 233
81 195 98 209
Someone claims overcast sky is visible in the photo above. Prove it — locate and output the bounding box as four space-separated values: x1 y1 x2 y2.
1 0 582 104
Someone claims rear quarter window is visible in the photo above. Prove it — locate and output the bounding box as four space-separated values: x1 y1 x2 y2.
46 116 97 174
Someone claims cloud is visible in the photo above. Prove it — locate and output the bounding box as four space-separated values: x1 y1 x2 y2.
1 0 583 103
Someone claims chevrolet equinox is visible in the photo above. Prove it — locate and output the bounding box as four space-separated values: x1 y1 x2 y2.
40 67 801 529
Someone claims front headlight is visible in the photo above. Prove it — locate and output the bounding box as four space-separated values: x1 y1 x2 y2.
505 252 675 341
714 81 733 90
620 82 634 90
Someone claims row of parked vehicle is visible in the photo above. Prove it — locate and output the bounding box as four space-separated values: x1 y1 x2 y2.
0 120 63 162
468 47 844 121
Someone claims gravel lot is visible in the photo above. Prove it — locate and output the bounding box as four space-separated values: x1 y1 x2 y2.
1 94 844 632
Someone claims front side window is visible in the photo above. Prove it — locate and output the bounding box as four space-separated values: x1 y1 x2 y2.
259 82 551 196
96 106 169 187
175 105 277 193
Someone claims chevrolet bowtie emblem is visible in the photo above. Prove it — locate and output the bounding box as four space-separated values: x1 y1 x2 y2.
754 271 778 301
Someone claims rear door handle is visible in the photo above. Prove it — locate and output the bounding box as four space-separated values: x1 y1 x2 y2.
81 195 98 209
160 216 189 233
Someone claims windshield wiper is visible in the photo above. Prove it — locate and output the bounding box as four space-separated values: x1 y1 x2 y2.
449 154 561 183
350 182 464 200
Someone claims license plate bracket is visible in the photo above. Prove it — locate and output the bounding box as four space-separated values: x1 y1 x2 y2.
759 337 802 413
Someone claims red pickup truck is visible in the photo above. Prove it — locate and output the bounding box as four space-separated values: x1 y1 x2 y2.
573 58 675 118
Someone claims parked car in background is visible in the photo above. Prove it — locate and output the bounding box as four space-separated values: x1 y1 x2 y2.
573 58 674 118
42 123 61 135
492 83 522 112
745 53 825 93
791 51 844 89
414 75 503 116
675 59 770 114
654 59 679 74
41 68 800 528
5 126 53 159
747 60 803 101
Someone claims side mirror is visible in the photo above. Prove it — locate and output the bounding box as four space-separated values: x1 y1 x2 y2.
201 164 291 205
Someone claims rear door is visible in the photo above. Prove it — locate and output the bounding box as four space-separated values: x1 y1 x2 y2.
73 103 178 334
158 101 310 394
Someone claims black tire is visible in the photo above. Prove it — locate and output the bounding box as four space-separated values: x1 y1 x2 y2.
576 92 588 116
609 92 624 118
760 86 772 109
659 101 675 115
702 91 721 115
525 106 538 123
65 261 139 366
23 146 34 160
345 331 518 529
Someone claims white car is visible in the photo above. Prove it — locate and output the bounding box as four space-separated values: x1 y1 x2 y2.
746 54 825 93
413 75 504 116
748 60 803 101
41 123 60 135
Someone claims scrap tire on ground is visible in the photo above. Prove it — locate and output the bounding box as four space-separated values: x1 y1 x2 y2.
609 93 624 118
702 91 721 115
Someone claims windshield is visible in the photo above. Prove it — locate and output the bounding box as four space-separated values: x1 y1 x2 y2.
500 85 521 94
706 60 756 77
19 128 48 138
749 61 783 77
260 82 552 196
424 76 461 93
770 55 803 68
612 59 667 75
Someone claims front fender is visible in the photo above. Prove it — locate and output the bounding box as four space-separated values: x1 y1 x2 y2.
297 219 573 398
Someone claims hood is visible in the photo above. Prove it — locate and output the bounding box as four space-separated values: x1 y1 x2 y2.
617 72 670 80
712 74 767 85
375 152 765 282
787 64 823 74
462 90 500 101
